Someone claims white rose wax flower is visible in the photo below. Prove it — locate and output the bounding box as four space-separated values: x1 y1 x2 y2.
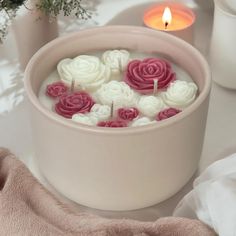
57 55 111 92
162 80 198 109
131 117 156 127
96 81 138 108
137 95 165 117
90 104 111 122
72 113 98 126
102 49 130 75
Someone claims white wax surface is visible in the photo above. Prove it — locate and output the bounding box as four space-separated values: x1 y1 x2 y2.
38 51 194 126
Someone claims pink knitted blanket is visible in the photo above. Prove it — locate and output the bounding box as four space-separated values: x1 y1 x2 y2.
0 148 216 236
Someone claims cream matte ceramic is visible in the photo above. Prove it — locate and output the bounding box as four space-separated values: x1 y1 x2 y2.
225 0 236 13
210 0 236 89
143 2 196 45
13 4 58 70
25 26 211 211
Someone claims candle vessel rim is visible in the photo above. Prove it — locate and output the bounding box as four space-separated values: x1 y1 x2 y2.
24 25 211 135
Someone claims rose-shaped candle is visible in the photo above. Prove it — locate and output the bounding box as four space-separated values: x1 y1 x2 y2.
137 95 165 117
72 104 111 125
96 81 138 109
97 120 128 128
90 104 111 122
131 117 156 127
46 81 68 98
55 92 95 118
157 108 181 121
124 58 176 94
72 113 98 126
102 50 130 75
57 55 111 92
162 80 198 108
118 107 139 121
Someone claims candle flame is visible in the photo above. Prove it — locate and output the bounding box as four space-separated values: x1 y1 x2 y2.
162 7 172 29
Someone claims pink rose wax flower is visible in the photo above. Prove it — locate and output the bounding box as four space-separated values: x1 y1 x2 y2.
124 58 176 94
157 108 182 121
97 120 128 128
118 107 139 121
46 81 68 98
55 92 95 118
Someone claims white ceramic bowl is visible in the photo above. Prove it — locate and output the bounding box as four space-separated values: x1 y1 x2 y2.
25 26 211 211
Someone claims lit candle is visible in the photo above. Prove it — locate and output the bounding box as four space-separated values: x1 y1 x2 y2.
143 2 195 44
162 7 172 29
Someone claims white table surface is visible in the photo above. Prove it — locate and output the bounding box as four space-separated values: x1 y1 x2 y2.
1 0 236 221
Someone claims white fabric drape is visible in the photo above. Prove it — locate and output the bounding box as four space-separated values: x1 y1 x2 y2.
174 153 236 236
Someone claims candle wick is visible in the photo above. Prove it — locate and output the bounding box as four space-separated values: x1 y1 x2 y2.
153 79 158 95
111 101 114 118
71 79 75 93
118 58 122 72
165 22 168 29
